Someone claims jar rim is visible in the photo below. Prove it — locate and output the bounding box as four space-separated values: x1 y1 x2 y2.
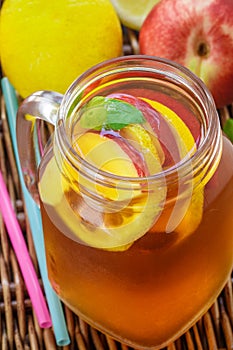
56 55 222 186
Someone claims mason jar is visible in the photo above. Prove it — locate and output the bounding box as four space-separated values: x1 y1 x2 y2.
17 56 233 349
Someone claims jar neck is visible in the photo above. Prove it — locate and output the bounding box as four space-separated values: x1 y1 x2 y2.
53 55 222 192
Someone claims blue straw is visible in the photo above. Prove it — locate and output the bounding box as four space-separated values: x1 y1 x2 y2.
1 77 70 346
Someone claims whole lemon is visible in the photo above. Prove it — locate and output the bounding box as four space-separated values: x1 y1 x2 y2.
0 0 123 97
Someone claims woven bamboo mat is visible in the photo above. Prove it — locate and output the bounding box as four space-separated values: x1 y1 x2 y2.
0 25 232 350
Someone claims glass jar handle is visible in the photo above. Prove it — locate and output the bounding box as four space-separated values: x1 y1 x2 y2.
16 91 63 204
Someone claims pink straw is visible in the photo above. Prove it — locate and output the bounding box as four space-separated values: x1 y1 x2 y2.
0 170 52 328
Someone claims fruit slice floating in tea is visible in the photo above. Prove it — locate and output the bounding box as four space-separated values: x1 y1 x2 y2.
61 97 167 248
39 97 166 249
39 93 204 250
106 93 204 236
107 93 181 167
139 97 204 234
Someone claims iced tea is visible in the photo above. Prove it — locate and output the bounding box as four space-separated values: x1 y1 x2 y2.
38 83 233 348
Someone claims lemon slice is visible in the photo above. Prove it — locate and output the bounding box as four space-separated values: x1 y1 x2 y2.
71 132 139 201
110 0 161 30
39 131 167 249
121 123 165 166
141 97 204 237
175 186 204 237
140 98 196 160
39 158 166 249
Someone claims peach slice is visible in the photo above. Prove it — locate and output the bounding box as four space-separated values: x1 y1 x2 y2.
108 92 181 167
125 89 201 142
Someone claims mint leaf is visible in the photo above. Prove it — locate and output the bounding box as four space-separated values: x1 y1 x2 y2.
80 96 145 130
80 97 107 130
223 118 233 143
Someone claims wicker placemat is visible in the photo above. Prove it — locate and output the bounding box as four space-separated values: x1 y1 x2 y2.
0 27 232 350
